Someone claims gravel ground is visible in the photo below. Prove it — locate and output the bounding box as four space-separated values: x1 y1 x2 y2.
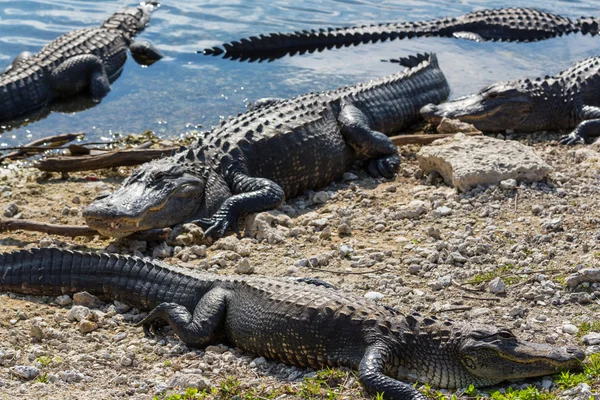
1 137 599 399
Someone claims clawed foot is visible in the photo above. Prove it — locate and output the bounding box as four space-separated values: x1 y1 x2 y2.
136 311 168 338
367 154 401 179
192 215 240 240
559 132 587 145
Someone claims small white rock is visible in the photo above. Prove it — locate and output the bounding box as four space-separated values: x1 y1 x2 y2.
562 324 579 335
433 206 452 217
55 295 72 306
500 179 517 190
488 277 507 294
10 366 40 380
364 291 384 301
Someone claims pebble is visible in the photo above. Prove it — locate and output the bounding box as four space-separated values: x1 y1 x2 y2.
488 277 506 294
10 366 40 381
531 204 544 215
168 373 210 390
500 179 517 190
433 206 452 218
66 305 92 322
286 266 299 276
113 332 128 342
337 223 352 235
562 324 579 335
235 258 255 275
3 202 19 218
339 244 354 258
364 291 384 301
78 320 98 334
425 226 441 240
312 191 328 204
542 217 562 232
582 332 600 345
120 356 133 367
113 300 132 313
55 295 72 306
59 370 85 383
73 292 102 308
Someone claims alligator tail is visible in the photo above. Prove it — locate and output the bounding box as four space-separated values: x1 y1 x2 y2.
200 7 579 63
0 248 198 310
575 17 599 36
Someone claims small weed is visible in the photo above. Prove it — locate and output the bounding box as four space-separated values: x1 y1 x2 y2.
35 372 49 384
468 264 522 285
577 321 600 338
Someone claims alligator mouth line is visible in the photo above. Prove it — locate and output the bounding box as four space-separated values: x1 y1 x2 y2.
443 105 506 122
85 189 180 232
497 353 583 368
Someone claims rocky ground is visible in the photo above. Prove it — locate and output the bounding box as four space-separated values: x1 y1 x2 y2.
0 133 600 399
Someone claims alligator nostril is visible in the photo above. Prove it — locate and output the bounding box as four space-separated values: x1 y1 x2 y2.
566 346 585 360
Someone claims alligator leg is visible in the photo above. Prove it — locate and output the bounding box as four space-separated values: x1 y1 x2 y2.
359 345 427 400
559 106 600 145
193 174 285 238
49 54 111 101
338 102 401 179
136 287 228 346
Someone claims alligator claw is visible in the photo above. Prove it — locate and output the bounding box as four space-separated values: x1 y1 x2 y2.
558 133 586 145
368 154 400 179
191 218 214 230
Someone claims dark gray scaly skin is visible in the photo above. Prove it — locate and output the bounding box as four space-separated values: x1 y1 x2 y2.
0 2 163 125
202 8 598 62
0 248 586 400
420 55 600 145
83 53 450 239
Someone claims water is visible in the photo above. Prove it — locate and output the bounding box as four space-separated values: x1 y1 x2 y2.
0 0 597 148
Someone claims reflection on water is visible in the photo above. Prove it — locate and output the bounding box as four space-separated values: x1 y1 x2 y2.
0 0 597 147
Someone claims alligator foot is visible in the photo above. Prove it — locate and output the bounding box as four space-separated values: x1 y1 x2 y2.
192 214 240 240
136 290 227 347
558 132 587 145
367 154 401 179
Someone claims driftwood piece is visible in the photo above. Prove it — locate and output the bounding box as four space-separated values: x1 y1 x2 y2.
390 131 482 146
0 218 172 241
35 147 178 172
0 132 84 161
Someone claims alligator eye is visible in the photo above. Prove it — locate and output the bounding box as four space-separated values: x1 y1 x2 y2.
497 329 515 339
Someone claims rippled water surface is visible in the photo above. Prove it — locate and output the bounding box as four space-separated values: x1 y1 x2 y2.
0 0 597 146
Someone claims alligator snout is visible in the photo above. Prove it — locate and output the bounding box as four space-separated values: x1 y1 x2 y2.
420 103 443 124
566 345 586 361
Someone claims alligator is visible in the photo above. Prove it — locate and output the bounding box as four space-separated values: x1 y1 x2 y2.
0 2 163 126
83 53 450 239
201 8 599 62
0 248 586 399
420 55 600 145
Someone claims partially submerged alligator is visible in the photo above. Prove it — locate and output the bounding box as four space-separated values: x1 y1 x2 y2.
202 8 599 62
84 53 450 239
0 248 586 399
420 55 600 145
0 2 163 125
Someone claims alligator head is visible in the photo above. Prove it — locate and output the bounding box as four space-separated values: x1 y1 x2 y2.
83 150 211 238
454 325 584 386
420 79 554 132
398 316 585 388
